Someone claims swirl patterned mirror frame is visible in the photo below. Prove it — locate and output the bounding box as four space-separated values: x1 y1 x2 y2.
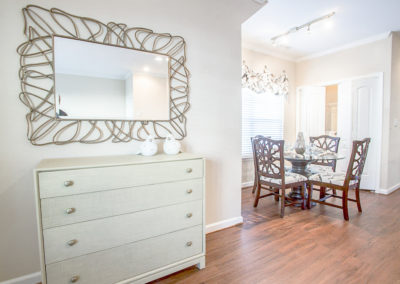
17 5 190 145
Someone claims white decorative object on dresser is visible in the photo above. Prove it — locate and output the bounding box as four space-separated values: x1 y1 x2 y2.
34 153 205 284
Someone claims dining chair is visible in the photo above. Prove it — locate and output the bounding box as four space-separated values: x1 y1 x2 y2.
252 136 307 217
251 135 270 193
309 135 341 197
307 138 371 220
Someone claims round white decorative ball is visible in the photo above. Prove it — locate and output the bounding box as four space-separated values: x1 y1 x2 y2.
163 135 181 155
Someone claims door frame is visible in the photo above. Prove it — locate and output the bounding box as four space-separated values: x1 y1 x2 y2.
296 72 384 192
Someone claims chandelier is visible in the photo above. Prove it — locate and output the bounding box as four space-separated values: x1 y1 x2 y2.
242 61 289 95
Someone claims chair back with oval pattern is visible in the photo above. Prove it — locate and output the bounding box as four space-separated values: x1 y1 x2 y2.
251 136 285 184
310 135 341 171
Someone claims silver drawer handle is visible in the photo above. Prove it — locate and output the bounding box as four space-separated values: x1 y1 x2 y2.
186 189 193 194
186 168 192 173
64 180 74 187
66 208 76 214
67 239 78 246
186 241 193 247
186 213 193 218
70 276 80 283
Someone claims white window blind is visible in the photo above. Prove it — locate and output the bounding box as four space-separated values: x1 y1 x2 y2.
242 88 284 157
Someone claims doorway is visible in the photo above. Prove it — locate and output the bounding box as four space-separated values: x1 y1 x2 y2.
296 73 383 191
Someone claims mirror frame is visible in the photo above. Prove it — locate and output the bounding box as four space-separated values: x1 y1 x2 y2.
17 5 190 145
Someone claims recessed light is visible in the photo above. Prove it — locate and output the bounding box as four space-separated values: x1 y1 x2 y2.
143 66 150 72
154 56 163 61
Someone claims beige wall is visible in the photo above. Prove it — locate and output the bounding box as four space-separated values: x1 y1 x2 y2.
325 85 338 133
296 37 393 190
241 48 296 185
0 0 260 281
389 32 400 188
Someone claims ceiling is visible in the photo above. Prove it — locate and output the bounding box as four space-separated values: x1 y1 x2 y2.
242 0 400 61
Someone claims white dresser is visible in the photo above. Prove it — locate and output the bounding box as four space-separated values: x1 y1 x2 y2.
34 153 205 284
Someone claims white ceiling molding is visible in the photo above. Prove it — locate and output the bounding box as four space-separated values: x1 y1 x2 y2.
296 31 392 62
242 42 296 62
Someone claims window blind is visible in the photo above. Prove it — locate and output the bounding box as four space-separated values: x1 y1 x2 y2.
242 88 284 157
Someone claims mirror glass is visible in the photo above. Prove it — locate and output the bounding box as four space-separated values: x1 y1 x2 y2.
54 36 170 121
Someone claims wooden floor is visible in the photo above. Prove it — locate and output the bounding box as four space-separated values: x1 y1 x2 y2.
152 187 400 284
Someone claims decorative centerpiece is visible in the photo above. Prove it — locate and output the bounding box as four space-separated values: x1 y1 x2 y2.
138 135 158 156
294 132 306 155
163 134 181 155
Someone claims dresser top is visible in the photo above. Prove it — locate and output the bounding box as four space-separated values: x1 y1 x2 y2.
35 153 203 172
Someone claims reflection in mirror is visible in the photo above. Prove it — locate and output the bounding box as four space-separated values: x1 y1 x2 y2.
54 36 170 121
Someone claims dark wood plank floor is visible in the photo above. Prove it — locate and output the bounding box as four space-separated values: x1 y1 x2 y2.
152 187 400 284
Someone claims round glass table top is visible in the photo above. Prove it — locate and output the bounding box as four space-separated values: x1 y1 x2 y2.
284 147 344 162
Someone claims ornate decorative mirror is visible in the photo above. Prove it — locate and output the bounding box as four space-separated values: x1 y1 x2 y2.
17 5 190 145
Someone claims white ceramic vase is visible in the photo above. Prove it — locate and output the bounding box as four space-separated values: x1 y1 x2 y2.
163 135 181 155
139 135 158 156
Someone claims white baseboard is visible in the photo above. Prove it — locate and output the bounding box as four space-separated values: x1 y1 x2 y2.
205 216 243 234
376 182 400 195
0 272 41 284
241 181 253 188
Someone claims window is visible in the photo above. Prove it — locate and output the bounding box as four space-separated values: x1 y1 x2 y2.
242 88 284 157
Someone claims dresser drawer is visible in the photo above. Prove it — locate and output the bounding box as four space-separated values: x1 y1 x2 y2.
41 179 203 229
38 159 203 198
43 200 202 264
46 225 203 284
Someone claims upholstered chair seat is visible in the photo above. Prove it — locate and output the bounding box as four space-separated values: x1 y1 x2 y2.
260 172 307 185
309 172 358 186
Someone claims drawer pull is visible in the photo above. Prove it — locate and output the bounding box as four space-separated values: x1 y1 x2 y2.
186 213 193 218
67 239 78 246
186 168 192 173
65 208 76 214
64 180 74 187
186 241 193 247
186 189 193 194
70 275 80 283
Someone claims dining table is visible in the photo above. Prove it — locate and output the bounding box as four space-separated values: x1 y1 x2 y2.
283 148 344 206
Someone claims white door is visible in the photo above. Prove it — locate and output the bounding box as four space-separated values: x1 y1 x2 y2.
296 86 326 141
336 81 352 174
337 75 382 190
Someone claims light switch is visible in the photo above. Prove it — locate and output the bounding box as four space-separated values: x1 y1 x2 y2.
394 118 399 128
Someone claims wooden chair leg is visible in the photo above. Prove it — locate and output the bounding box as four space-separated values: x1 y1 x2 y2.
252 177 257 194
342 189 349 221
319 186 326 199
280 187 285 218
274 188 280 201
253 183 261 207
301 184 306 210
332 189 337 195
355 186 362 212
307 184 312 209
